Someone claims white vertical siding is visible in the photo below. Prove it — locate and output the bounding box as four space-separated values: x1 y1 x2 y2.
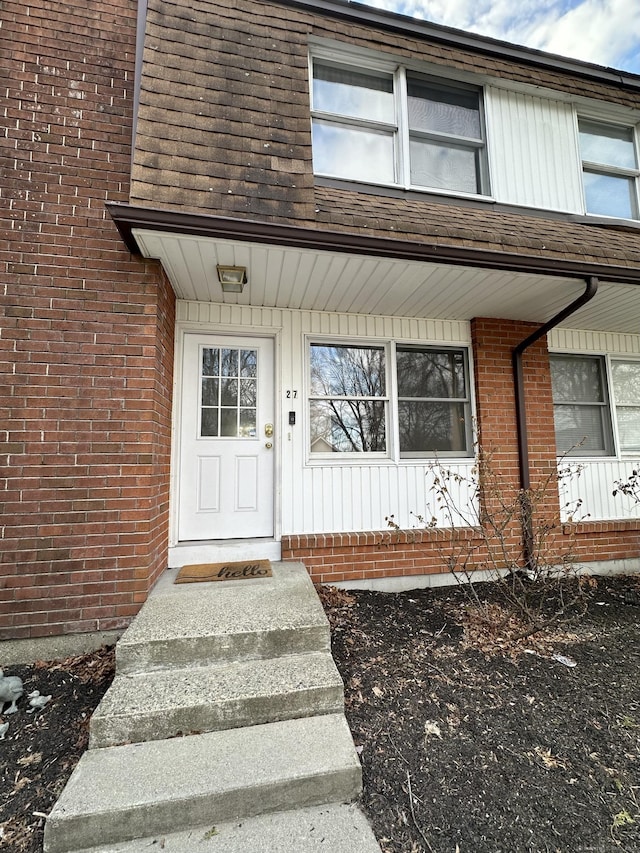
548 328 640 356
485 86 583 213
176 301 476 535
559 460 640 523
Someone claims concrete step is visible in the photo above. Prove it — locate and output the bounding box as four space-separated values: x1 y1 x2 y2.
44 714 362 853
89 651 345 748
116 562 330 674
65 803 380 852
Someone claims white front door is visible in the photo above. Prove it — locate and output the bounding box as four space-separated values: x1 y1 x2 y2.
178 333 275 541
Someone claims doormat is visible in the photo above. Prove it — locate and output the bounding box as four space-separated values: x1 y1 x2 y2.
175 559 272 584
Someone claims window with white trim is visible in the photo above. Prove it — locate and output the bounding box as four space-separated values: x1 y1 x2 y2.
578 119 640 219
550 353 640 455
310 57 489 196
610 360 640 452
309 342 388 453
309 341 473 457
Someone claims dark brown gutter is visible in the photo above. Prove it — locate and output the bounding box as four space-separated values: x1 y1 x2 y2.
107 203 640 286
512 276 599 570
284 0 640 91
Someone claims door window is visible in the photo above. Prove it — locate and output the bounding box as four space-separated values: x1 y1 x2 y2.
200 347 258 438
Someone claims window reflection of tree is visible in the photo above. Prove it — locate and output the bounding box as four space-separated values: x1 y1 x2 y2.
310 344 386 452
550 356 604 403
397 348 468 453
550 355 610 453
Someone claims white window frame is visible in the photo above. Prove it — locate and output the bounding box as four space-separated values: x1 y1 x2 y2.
306 337 474 462
610 357 640 454
550 351 640 457
309 51 491 199
308 339 390 457
577 116 640 220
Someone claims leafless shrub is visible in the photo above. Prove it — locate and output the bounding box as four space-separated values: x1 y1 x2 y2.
388 446 592 640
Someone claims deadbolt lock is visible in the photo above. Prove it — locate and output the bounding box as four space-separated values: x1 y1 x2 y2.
264 423 274 437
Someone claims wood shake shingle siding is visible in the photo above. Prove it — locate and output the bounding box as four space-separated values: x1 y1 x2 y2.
131 0 640 269
313 186 640 268
132 0 314 219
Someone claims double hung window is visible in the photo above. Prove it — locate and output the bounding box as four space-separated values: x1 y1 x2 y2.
407 76 485 195
309 341 472 457
311 64 396 185
397 346 471 454
311 57 488 196
578 119 640 219
610 360 640 452
550 354 640 455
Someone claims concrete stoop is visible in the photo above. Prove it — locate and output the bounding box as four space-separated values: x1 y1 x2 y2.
62 804 380 853
44 562 380 853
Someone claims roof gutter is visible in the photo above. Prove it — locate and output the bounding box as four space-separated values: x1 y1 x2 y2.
512 276 599 570
281 0 640 91
107 203 640 286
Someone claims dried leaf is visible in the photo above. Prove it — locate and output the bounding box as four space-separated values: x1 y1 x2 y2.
18 753 42 767
424 720 442 739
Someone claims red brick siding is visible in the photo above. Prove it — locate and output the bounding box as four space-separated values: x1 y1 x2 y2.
563 520 640 565
1 0 175 639
281 528 485 585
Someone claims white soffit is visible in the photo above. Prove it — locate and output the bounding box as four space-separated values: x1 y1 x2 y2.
133 228 640 334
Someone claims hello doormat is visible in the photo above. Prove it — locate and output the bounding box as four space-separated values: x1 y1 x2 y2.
175 559 273 584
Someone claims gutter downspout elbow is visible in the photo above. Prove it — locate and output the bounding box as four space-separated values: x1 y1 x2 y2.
512 276 599 569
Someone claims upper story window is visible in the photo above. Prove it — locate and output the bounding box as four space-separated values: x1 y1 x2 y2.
578 119 640 219
406 77 485 195
311 57 489 197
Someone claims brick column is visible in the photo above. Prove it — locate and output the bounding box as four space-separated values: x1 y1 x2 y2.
471 317 562 567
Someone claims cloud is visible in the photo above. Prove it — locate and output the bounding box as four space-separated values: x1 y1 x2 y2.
365 0 640 73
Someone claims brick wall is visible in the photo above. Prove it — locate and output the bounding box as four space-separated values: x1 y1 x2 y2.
281 528 486 585
1 0 175 639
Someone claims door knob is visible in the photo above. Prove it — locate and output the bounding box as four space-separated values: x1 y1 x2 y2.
265 442 273 449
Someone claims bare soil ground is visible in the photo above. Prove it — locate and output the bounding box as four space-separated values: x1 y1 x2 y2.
1 575 638 853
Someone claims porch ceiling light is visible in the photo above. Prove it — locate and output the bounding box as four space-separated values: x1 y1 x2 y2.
217 264 247 292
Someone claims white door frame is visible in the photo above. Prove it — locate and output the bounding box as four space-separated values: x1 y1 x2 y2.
168 322 282 567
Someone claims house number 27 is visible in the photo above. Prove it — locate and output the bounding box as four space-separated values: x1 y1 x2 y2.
285 390 298 399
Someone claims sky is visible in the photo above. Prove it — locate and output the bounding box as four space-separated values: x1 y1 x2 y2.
363 0 640 74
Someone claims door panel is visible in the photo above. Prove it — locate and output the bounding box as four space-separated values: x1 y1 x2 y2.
178 334 274 541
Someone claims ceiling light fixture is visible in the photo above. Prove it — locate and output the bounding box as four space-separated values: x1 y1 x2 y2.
216 264 247 293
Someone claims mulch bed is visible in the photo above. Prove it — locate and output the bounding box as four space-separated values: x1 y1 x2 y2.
0 647 115 853
1 575 638 853
319 574 640 853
